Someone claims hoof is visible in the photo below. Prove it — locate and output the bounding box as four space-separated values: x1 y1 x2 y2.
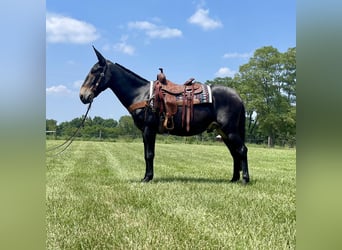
242 177 250 185
141 176 153 182
230 178 240 183
230 175 240 183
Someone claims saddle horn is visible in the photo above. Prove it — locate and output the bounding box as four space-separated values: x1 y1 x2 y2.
157 67 167 85
93 46 106 66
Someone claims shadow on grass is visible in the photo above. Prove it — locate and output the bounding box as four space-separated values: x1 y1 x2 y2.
155 176 228 184
131 176 256 185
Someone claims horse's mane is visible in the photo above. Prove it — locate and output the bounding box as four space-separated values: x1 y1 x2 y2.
115 63 149 82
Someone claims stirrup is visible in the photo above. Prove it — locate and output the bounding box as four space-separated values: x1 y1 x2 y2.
163 116 174 130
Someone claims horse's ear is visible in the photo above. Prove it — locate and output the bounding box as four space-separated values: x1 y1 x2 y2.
93 46 106 66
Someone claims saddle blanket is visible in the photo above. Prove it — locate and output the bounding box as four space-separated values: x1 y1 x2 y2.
175 84 212 104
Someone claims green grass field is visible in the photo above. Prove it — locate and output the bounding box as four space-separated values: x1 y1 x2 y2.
46 141 296 249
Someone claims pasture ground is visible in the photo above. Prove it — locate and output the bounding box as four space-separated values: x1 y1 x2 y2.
46 141 296 249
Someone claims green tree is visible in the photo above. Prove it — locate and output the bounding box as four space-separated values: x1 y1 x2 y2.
118 115 141 138
102 118 118 128
238 46 296 147
92 116 105 126
281 47 296 105
46 119 57 131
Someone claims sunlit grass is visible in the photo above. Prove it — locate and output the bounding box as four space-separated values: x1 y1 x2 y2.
46 141 296 249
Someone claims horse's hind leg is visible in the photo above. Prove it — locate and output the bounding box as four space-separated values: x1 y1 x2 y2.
227 145 241 182
223 133 250 184
236 140 249 184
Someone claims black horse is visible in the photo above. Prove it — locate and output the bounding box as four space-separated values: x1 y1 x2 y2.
80 47 250 183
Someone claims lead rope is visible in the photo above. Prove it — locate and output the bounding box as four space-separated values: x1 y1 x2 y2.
46 102 92 156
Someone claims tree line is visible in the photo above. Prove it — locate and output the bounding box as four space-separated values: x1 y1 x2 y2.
46 46 296 147
46 115 141 140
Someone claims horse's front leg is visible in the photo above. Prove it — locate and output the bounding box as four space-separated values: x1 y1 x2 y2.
141 126 156 182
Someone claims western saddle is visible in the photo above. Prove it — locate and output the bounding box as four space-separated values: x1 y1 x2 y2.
154 68 204 132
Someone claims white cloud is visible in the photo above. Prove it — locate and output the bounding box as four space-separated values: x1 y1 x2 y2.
114 36 135 55
147 27 182 39
128 21 182 39
128 21 156 30
104 36 136 55
188 8 223 30
113 41 135 55
46 13 99 44
223 52 252 59
215 67 236 78
46 85 73 95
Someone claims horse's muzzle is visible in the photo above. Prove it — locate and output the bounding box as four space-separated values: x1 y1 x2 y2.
79 87 94 104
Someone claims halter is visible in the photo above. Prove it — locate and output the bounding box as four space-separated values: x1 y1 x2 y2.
92 62 107 92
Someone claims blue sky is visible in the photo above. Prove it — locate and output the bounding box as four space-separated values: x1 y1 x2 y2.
46 0 295 124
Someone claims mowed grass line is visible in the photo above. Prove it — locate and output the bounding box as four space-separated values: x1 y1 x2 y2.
46 141 296 249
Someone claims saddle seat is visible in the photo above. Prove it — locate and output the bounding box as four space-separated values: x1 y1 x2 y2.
157 68 203 95
163 80 203 95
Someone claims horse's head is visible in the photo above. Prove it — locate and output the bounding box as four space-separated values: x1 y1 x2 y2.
80 47 110 104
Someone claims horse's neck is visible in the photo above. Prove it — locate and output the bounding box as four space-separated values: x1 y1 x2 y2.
108 63 150 109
